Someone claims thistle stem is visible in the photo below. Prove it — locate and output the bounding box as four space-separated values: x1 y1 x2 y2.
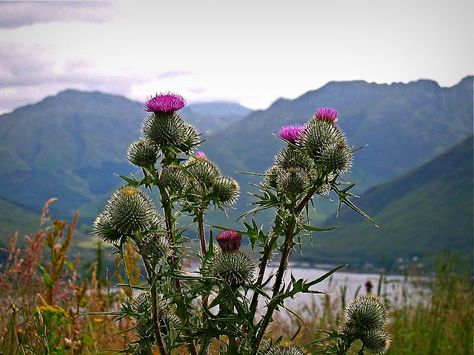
197 210 207 255
251 188 316 353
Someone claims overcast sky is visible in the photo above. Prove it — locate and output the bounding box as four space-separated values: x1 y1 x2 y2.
0 0 473 113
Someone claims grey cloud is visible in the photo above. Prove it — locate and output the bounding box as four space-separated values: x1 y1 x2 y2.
0 2 112 29
0 43 192 113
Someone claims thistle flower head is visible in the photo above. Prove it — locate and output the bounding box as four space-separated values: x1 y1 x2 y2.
145 93 185 113
344 296 388 334
212 177 240 206
195 150 208 160
279 124 306 143
127 139 159 167
361 329 391 354
216 230 242 252
93 187 160 241
202 251 255 287
314 107 338 123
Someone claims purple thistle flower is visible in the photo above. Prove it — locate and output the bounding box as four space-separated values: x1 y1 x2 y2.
145 93 185 113
279 125 306 143
216 230 241 252
314 107 338 123
195 151 208 160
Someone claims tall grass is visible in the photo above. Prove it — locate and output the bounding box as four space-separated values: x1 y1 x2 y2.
1 206 472 354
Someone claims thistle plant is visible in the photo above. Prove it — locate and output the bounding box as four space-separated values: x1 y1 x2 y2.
93 93 390 354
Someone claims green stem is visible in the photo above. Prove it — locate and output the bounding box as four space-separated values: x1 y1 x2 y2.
197 210 207 255
251 188 317 353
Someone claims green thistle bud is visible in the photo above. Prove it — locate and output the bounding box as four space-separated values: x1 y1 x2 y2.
142 112 187 148
275 146 314 171
100 187 160 237
265 165 282 189
212 177 240 206
132 293 150 314
260 343 305 355
178 123 200 153
160 165 187 191
136 316 153 340
301 120 347 161
142 233 172 261
276 168 309 195
361 329 391 354
132 293 181 328
127 139 159 167
344 296 388 334
184 157 220 186
92 212 122 243
318 143 353 173
202 251 255 287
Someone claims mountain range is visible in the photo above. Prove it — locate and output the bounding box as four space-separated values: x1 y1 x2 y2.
0 78 472 268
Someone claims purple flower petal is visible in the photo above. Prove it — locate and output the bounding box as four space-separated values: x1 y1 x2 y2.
145 93 185 113
314 107 338 123
279 125 307 143
195 151 208 160
216 230 241 252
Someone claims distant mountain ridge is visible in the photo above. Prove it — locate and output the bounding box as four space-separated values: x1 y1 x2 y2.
303 136 474 270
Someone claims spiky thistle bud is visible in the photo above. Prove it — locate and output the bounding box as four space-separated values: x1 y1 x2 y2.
202 251 255 287
177 123 200 153
301 120 347 163
142 233 172 262
260 343 305 355
142 111 187 148
212 177 240 206
278 124 306 143
344 296 388 334
94 187 160 241
314 107 338 123
216 230 242 252
131 293 181 328
184 157 220 186
361 329 391 354
318 143 353 174
276 168 309 195
160 165 187 191
275 146 315 171
127 139 159 167
92 212 122 243
265 165 282 189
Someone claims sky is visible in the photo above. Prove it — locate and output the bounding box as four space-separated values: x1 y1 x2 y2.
0 0 473 113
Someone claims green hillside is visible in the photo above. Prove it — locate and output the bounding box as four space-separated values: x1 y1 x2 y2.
0 90 249 227
0 197 40 239
301 136 474 270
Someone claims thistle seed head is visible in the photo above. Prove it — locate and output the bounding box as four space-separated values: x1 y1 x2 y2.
127 139 159 167
202 251 255 287
212 177 240 206
361 329 391 354
344 296 388 334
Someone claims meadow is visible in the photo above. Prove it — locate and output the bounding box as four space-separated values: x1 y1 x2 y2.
1 209 471 354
